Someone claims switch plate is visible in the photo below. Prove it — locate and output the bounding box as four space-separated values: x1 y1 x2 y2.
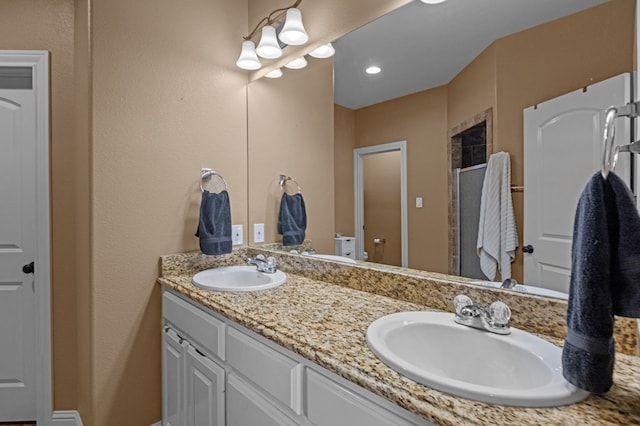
416 197 423 208
253 223 265 243
232 224 243 245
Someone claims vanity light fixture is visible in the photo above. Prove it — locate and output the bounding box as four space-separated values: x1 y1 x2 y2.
309 43 335 59
236 41 262 70
284 56 308 69
264 68 283 78
365 65 382 75
256 26 283 59
236 0 308 70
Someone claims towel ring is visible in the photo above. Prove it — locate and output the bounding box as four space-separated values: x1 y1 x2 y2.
200 168 228 193
278 174 301 194
601 106 620 179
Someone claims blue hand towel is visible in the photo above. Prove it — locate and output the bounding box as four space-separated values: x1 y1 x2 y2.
278 192 307 246
562 171 640 394
195 190 232 255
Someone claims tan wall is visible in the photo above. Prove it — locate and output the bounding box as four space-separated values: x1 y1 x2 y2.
0 0 78 410
334 105 356 236
363 152 402 266
248 58 335 254
353 87 449 272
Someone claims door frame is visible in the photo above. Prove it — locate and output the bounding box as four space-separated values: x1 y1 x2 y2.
0 50 52 424
354 141 408 267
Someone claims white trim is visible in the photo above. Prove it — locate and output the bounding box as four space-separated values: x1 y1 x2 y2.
354 141 408 267
52 410 83 426
636 0 639 207
0 50 52 425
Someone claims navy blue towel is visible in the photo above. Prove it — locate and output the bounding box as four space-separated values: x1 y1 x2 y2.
562 172 640 394
195 190 232 255
278 192 307 246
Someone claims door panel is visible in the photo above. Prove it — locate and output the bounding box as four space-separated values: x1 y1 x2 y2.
524 73 631 292
0 86 37 421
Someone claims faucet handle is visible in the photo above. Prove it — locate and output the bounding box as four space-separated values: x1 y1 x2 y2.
266 256 277 267
453 294 473 316
256 254 266 262
489 301 511 326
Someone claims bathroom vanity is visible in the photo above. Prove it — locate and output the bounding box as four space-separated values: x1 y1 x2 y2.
158 249 640 425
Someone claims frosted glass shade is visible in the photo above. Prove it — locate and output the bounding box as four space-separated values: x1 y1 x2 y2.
284 56 307 69
264 68 283 79
278 8 308 46
256 25 283 59
309 43 335 59
236 41 261 70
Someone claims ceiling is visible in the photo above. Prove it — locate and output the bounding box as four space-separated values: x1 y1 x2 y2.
333 0 608 110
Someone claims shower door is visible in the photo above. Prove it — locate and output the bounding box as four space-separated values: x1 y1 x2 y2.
456 164 487 279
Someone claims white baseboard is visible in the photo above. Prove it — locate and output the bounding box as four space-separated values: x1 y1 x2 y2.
52 410 83 426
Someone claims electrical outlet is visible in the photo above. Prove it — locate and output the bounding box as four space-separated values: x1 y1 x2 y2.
232 224 243 245
253 223 265 243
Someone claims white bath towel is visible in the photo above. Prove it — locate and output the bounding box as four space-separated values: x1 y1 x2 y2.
477 152 518 280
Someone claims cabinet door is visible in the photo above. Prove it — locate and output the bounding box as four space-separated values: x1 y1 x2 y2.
186 345 225 426
226 374 298 426
163 327 186 426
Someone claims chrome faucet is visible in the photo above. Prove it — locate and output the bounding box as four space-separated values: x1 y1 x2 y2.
501 278 517 289
453 295 511 335
246 254 278 274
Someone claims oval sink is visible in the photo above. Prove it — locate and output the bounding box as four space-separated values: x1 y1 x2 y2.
192 266 287 292
366 311 589 407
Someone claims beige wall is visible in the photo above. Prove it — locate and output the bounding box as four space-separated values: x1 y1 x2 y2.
248 58 335 253
88 0 248 423
334 104 356 236
336 0 634 278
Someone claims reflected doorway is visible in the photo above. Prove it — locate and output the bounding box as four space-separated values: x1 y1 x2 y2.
354 141 408 267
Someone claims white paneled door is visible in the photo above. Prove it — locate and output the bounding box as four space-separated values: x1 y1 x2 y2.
0 54 48 422
523 73 631 293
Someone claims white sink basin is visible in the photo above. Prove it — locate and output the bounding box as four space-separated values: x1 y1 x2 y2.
192 266 287 292
366 311 589 407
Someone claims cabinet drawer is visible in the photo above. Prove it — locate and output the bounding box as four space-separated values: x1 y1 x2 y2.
163 291 225 359
306 369 418 426
226 327 301 412
226 374 298 426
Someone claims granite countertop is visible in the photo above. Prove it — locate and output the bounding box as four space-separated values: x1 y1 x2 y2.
158 251 640 426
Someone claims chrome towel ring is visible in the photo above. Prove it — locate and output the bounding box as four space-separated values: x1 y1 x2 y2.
200 168 228 193
279 174 302 194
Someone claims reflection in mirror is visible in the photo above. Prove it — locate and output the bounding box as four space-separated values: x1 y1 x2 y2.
247 0 635 300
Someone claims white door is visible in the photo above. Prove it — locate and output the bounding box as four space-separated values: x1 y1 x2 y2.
0 66 39 420
523 73 631 293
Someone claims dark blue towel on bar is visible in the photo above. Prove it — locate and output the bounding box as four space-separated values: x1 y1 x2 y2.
278 192 307 246
562 171 640 394
195 190 232 255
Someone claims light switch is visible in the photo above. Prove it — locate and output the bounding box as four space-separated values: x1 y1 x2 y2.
416 197 423 208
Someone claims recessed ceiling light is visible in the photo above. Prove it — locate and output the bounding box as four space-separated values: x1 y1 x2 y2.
365 66 381 75
420 0 447 3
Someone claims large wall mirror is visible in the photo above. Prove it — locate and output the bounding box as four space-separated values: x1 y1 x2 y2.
247 0 635 299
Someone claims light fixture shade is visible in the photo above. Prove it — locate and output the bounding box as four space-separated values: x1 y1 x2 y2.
256 25 283 59
420 0 447 3
284 56 307 69
309 43 335 59
278 8 309 46
236 40 262 70
264 68 283 79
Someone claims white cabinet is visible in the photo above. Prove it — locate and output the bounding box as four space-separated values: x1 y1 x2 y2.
185 346 225 426
162 327 187 426
162 289 431 426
